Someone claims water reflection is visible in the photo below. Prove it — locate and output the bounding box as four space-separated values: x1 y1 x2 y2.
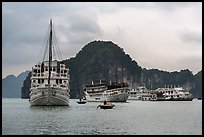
28 105 71 135
30 105 70 112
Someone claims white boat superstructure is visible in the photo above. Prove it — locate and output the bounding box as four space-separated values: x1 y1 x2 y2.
139 86 193 101
29 20 70 106
155 87 193 101
84 81 129 102
29 61 70 105
128 86 148 100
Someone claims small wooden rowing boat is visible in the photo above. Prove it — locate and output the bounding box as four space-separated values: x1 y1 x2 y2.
97 101 115 109
77 98 87 104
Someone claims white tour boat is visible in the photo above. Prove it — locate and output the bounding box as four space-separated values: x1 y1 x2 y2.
84 80 129 102
154 86 193 101
128 85 148 100
29 19 70 106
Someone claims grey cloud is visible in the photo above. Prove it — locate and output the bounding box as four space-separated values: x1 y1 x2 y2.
54 12 103 45
180 30 202 44
69 17 101 33
2 2 103 58
105 2 200 12
151 2 201 11
3 6 48 48
179 56 202 64
3 43 38 65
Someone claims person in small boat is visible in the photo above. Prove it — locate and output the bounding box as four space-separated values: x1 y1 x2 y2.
104 100 107 105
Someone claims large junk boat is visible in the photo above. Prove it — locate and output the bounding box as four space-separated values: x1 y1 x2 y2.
84 80 129 102
29 20 70 106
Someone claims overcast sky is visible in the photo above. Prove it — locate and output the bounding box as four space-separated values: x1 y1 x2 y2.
2 2 202 78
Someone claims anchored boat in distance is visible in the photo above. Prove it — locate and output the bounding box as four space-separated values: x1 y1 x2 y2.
128 85 148 100
154 87 193 101
140 86 193 101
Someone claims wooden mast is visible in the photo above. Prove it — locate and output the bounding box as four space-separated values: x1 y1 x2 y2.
48 19 53 103
48 19 53 85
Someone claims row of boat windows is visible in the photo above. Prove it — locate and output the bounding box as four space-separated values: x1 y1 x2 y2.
142 97 157 100
35 64 65 68
142 94 157 97
86 90 105 93
32 73 68 77
89 93 103 97
88 92 118 96
106 89 128 93
161 91 175 94
104 92 118 96
33 92 65 96
33 68 67 73
85 88 106 92
164 95 180 98
33 79 67 84
161 91 188 94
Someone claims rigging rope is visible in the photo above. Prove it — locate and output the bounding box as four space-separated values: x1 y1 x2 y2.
53 25 63 61
35 25 50 63
35 21 64 63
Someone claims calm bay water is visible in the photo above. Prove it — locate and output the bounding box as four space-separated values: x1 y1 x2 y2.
2 98 202 135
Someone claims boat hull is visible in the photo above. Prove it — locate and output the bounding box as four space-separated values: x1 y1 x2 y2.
77 101 87 104
98 104 115 109
29 87 69 106
128 95 142 100
155 97 193 101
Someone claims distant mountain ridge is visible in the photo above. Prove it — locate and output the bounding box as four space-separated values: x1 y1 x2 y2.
2 71 30 98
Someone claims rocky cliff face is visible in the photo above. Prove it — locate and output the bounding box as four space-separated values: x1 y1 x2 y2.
21 72 32 99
